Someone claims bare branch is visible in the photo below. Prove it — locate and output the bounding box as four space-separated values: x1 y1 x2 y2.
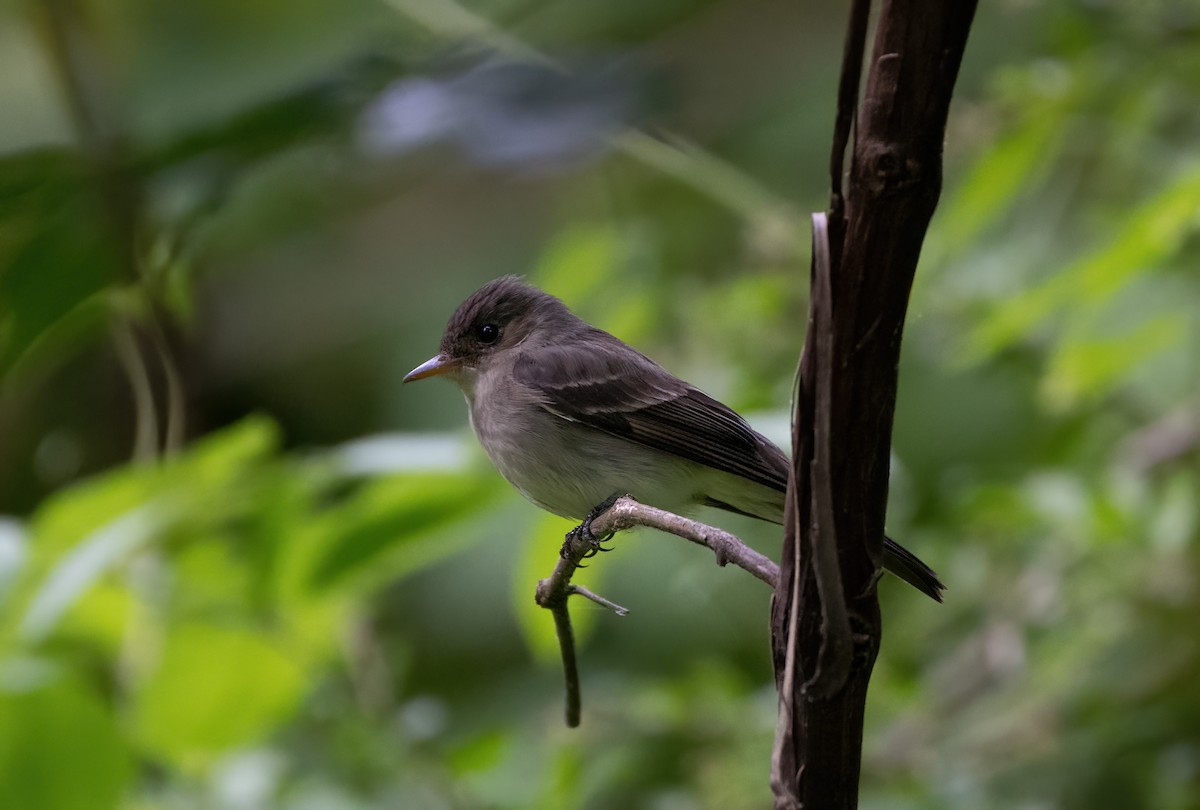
535 495 778 727
109 317 159 464
568 584 629 616
591 496 779 587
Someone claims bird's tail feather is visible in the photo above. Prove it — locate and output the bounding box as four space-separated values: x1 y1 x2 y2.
702 497 945 602
883 535 945 602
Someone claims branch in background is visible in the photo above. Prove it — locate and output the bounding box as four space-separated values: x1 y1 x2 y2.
38 0 188 460
109 318 159 463
535 495 778 727
1117 407 1200 473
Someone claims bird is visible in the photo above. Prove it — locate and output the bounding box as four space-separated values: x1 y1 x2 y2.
404 276 943 600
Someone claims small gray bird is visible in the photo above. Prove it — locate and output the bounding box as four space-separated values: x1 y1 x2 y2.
405 276 943 600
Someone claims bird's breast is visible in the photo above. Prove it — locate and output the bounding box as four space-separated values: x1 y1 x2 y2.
464 379 700 520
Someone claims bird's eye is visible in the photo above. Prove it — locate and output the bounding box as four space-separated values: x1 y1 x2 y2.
476 323 500 344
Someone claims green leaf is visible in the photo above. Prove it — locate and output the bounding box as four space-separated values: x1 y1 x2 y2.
0 519 26 612
21 414 277 567
965 162 1200 361
3 467 157 646
0 152 123 378
0 294 110 393
24 464 155 562
297 471 501 593
7 417 282 645
159 414 281 496
20 505 165 642
934 111 1064 260
1040 315 1186 410
131 622 305 765
450 728 510 775
0 677 132 810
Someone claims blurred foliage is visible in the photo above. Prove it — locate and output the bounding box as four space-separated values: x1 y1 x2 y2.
2 0 1200 808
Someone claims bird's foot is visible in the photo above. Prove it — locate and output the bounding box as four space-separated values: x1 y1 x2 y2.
561 493 623 561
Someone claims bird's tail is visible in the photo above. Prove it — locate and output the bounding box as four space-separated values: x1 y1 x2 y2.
702 495 945 602
883 535 945 602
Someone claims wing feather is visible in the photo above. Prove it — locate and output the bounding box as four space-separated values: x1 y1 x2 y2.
513 333 789 491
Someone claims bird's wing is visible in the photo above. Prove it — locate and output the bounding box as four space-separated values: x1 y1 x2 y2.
513 333 946 602
512 332 789 491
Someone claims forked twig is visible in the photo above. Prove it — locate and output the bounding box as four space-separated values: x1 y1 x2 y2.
535 495 779 726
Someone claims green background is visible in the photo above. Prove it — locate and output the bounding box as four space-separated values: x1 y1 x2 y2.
2 0 1199 807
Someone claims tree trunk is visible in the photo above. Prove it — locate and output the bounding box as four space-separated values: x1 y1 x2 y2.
769 1 978 807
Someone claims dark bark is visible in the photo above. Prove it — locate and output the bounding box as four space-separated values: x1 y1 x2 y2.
769 0 978 807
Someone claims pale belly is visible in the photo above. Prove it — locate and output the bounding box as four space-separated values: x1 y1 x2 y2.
470 395 701 518
465 389 784 523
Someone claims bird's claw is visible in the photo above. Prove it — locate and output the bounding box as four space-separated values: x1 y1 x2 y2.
561 493 623 561
580 540 614 559
560 525 613 560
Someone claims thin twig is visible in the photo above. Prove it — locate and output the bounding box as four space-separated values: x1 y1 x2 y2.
109 318 159 463
590 496 779 587
548 601 581 725
535 528 592 727
568 584 629 616
535 495 778 726
142 306 187 455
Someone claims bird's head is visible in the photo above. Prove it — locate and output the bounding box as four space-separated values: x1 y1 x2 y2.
403 275 572 383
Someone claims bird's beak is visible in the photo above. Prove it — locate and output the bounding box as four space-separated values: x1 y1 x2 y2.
403 354 456 383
